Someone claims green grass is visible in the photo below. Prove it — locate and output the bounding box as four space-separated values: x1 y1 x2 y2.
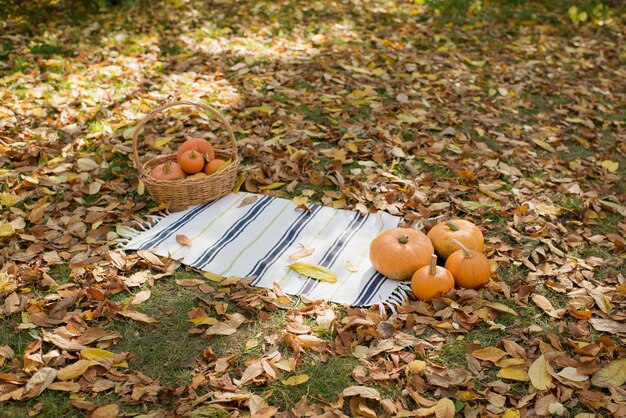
112 278 211 388
260 355 360 410
47 263 72 283
0 391 84 418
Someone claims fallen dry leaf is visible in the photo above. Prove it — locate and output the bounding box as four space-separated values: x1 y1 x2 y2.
176 234 193 247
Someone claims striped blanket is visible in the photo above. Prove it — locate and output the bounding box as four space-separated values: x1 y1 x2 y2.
121 192 405 307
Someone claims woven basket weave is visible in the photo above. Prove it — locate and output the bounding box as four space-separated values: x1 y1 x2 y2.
131 101 239 212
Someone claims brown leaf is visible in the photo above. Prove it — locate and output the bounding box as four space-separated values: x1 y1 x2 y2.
341 386 381 400
435 398 456 418
3 292 20 315
471 346 507 363
288 245 315 260
131 289 151 305
42 331 86 352
19 367 57 400
589 318 626 334
117 310 157 323
238 195 257 207
176 234 193 247
92 404 120 418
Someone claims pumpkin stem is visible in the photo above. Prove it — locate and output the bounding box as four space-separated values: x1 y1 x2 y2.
163 161 172 174
429 254 437 275
445 221 460 231
398 235 409 244
451 239 473 259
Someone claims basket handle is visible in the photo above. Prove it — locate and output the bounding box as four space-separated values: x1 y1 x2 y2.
131 101 238 171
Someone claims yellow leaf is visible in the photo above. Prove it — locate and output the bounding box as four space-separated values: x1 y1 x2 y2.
535 204 563 216
502 409 521 418
189 316 219 325
591 358 626 388
407 360 427 374
600 160 619 172
245 106 274 115
497 368 530 382
202 271 224 283
154 136 175 148
80 348 127 368
0 223 15 237
0 192 16 207
532 139 556 153
288 262 337 283
292 196 309 205
281 373 310 386
478 184 501 199
137 180 145 196
496 358 527 368
528 354 552 390
215 159 232 173
233 173 246 193
259 182 285 191
456 390 482 401
57 359 94 380
80 348 116 360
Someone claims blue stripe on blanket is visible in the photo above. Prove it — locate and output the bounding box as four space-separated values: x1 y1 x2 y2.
353 271 387 306
249 205 322 285
192 195 273 269
298 212 370 295
136 200 218 250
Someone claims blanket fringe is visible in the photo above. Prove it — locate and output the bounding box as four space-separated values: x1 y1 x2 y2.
377 282 412 317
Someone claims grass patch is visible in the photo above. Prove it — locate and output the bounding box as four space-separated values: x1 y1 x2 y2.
111 278 210 388
47 263 72 283
0 390 83 418
0 319 36 362
261 355 359 410
437 325 508 368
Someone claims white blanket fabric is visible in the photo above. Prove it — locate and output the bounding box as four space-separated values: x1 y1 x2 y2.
122 192 403 306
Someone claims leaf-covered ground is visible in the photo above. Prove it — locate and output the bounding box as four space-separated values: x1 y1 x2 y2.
0 0 625 417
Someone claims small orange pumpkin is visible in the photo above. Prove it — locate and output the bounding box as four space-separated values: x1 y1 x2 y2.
177 138 215 161
178 150 205 174
427 219 484 259
150 161 186 180
204 158 227 175
411 254 455 300
445 239 491 289
369 228 434 281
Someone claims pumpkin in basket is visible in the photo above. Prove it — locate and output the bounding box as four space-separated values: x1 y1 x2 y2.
177 138 215 161
150 161 186 180
178 150 205 174
204 158 228 175
369 228 434 281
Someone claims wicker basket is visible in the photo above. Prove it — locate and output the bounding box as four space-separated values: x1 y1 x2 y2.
131 101 240 212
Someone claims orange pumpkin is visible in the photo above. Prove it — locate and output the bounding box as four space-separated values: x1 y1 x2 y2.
150 161 186 180
204 158 227 175
411 254 455 300
445 239 491 289
369 228 434 281
177 138 215 161
427 219 484 259
178 150 205 174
